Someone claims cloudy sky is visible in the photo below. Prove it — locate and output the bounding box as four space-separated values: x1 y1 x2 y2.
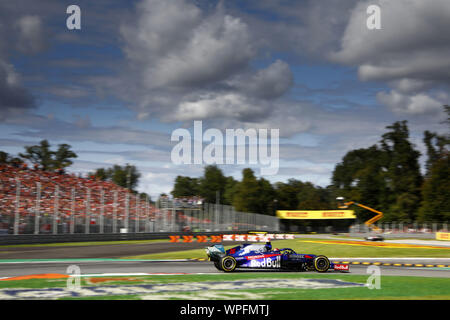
1 0 449 198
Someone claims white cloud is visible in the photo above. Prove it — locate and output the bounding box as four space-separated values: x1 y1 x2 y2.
171 93 272 122
330 0 450 115
15 15 46 54
377 90 446 115
121 0 255 89
332 0 450 73
118 0 297 127
230 60 294 99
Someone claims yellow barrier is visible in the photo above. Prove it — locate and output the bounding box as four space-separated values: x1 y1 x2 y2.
436 232 450 241
276 210 355 220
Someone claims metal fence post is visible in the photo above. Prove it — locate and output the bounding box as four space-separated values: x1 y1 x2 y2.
135 194 139 233
113 191 118 233
202 206 208 231
232 207 236 231
163 198 168 232
145 195 150 233
172 205 176 232
53 185 59 235
70 188 75 234
14 177 21 235
85 188 90 234
100 189 104 234
34 182 41 235
155 199 160 232
125 192 129 232
214 204 219 231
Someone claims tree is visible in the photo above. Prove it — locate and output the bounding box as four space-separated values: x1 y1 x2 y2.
53 144 77 170
18 140 77 171
110 164 140 192
19 140 54 171
92 168 109 181
256 177 276 215
91 164 141 192
232 168 261 213
423 131 447 176
331 145 388 220
170 166 240 205
419 105 450 222
418 155 450 222
171 176 200 198
332 121 423 222
297 182 331 210
0 151 8 164
380 121 422 221
274 179 304 210
0 151 23 167
223 176 238 206
198 165 227 203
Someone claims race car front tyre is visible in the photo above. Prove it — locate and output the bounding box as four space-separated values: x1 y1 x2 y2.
220 256 237 272
313 255 330 272
213 261 223 271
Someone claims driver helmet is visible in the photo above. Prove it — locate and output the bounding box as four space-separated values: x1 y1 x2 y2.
264 241 272 252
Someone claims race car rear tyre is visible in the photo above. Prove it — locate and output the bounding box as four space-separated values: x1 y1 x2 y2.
220 256 237 272
214 261 223 271
313 255 330 273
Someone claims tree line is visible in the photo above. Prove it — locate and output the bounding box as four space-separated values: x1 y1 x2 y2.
172 106 449 223
172 165 333 216
332 106 449 222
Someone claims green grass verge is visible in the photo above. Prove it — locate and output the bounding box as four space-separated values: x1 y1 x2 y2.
0 239 169 249
122 238 450 260
1 273 449 300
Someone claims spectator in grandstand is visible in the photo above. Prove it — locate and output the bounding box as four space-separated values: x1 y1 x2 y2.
0 164 157 234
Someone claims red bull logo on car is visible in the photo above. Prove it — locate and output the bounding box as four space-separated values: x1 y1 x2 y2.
248 256 281 268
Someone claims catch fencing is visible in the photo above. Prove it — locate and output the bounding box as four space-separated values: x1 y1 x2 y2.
0 178 279 235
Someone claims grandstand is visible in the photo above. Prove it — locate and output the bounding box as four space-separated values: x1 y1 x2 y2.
0 164 278 234
0 164 157 234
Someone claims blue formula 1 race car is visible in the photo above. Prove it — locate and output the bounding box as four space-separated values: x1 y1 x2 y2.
205 242 349 273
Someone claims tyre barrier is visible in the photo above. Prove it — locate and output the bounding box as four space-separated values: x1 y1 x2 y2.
169 233 296 243
170 235 222 243
331 261 450 268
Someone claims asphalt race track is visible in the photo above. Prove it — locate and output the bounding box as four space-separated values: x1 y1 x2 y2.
0 241 231 259
0 260 449 278
0 241 449 279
